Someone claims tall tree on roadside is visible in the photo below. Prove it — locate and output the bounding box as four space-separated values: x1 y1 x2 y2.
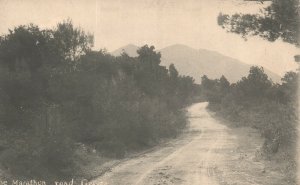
135 45 168 96
53 19 94 62
218 0 299 46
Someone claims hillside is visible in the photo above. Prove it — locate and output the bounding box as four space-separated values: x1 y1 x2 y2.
112 44 281 83
111 44 139 57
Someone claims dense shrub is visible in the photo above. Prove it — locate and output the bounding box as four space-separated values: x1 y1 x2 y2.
201 66 298 155
0 21 196 180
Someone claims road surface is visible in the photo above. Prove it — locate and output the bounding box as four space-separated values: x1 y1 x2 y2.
92 102 285 185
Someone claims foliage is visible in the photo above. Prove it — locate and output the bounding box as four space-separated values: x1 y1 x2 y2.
201 66 298 163
0 22 196 180
218 0 300 46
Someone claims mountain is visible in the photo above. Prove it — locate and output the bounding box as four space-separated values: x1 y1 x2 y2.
111 44 281 83
111 44 139 57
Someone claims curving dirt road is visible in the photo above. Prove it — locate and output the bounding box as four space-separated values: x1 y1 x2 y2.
92 102 285 185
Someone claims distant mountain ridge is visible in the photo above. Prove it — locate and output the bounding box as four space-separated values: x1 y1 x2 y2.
111 44 281 83
111 44 139 57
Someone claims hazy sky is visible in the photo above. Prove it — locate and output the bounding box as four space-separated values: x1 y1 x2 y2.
0 0 299 76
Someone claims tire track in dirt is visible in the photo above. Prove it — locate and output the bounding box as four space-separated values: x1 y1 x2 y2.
92 102 284 185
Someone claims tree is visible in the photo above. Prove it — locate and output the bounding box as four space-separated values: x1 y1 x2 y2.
167 64 179 97
235 66 272 99
137 45 161 67
201 75 222 103
279 71 298 102
0 24 53 74
218 0 299 46
135 45 168 96
0 20 94 76
53 19 94 61
219 75 230 94
0 19 197 179
169 64 179 80
0 21 95 178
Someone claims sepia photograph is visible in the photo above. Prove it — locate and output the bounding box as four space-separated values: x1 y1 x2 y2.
0 0 299 184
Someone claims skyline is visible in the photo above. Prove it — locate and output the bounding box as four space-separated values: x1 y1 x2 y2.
0 0 298 76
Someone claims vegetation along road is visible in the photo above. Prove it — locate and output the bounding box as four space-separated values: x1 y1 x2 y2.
91 102 285 185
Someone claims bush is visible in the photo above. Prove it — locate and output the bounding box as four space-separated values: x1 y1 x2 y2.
201 67 297 156
0 23 195 180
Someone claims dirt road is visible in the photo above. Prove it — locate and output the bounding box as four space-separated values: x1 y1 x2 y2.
92 102 286 185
